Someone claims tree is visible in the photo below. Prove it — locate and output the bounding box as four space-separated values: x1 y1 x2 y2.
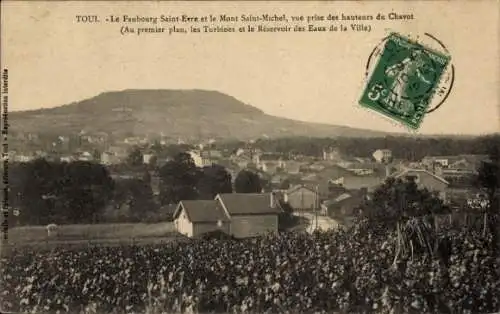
17 159 114 225
147 155 158 169
158 152 200 204
163 144 193 159
362 177 448 226
127 147 143 167
234 170 262 193
92 149 101 161
359 176 450 263
15 158 54 225
277 199 296 231
234 134 500 161
279 179 291 190
150 140 163 154
58 161 114 223
125 178 155 218
197 164 233 199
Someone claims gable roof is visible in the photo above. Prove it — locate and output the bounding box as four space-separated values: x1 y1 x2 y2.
263 161 281 167
421 155 480 164
422 155 456 161
287 184 317 194
374 149 392 153
259 154 285 161
346 162 385 171
216 193 282 215
317 165 353 180
334 193 352 203
173 200 230 223
393 168 449 185
323 192 365 208
334 174 385 190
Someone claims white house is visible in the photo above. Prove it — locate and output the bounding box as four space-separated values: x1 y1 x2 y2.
143 153 155 164
173 193 282 239
101 152 116 165
322 147 341 161
173 200 230 238
13 155 34 162
60 156 74 163
372 149 392 163
188 150 218 167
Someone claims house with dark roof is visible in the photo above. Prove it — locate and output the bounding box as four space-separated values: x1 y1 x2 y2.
215 193 282 238
330 174 385 193
282 160 306 174
421 155 487 169
230 155 253 169
319 165 354 180
173 193 282 238
260 161 283 174
392 168 449 201
301 164 356 201
342 162 388 176
320 191 366 219
173 200 231 238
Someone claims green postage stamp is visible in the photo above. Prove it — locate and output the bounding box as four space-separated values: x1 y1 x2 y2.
359 32 452 129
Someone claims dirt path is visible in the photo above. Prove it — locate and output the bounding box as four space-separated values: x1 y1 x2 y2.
301 213 341 233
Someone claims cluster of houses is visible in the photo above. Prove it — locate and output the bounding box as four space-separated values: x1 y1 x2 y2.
9 132 490 238
8 131 188 164
168 148 489 238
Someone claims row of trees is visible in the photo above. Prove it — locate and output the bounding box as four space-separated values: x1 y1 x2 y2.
9 159 114 225
219 134 499 161
7 139 498 228
7 152 265 225
125 143 195 168
158 152 262 205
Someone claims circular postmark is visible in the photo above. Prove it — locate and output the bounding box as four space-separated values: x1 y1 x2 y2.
364 33 454 114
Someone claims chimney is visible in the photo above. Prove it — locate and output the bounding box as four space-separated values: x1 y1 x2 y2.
270 192 275 208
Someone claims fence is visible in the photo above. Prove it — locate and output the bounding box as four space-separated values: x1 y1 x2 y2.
433 211 490 232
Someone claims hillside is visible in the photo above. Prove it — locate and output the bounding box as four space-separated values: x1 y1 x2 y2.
10 89 389 140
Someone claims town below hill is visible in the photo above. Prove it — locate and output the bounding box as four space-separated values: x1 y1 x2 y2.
6 133 498 232
4 132 500 314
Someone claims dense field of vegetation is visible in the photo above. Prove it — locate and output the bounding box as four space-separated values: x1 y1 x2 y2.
2 223 499 314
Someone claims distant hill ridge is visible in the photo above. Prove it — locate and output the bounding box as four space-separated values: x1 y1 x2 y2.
10 89 389 139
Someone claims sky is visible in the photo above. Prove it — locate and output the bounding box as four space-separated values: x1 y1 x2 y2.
1 1 499 135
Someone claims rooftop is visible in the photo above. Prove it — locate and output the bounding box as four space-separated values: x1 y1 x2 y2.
216 193 283 215
174 200 230 223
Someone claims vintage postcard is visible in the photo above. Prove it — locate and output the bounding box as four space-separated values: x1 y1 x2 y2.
1 1 499 313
